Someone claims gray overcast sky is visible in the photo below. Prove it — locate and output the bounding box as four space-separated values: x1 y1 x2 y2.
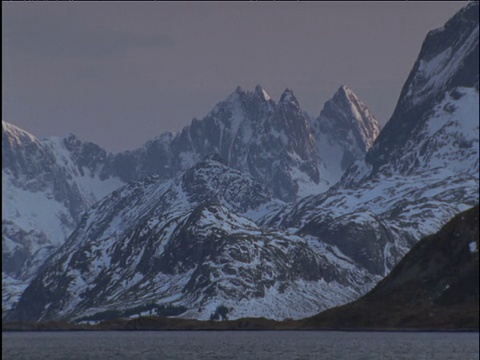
2 2 467 152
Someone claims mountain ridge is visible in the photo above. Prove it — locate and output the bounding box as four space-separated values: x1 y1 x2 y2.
3 3 479 324
2 81 379 297
8 157 377 322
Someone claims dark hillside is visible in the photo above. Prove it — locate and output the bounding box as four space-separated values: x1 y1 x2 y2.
302 205 479 330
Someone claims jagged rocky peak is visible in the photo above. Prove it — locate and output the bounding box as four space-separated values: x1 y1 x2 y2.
317 85 380 153
227 84 275 108
225 85 245 102
334 84 356 102
62 133 110 177
341 2 479 186
210 85 275 121
279 88 301 108
275 88 309 136
307 85 380 188
2 120 55 182
254 84 272 101
400 1 479 110
224 85 268 102
333 84 368 112
164 84 321 201
2 120 40 147
3 121 42 160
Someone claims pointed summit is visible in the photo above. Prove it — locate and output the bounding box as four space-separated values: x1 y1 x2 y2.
338 84 351 94
224 85 246 104
2 120 39 146
318 85 380 153
342 2 479 186
279 88 300 108
332 85 361 107
235 85 244 94
254 84 272 101
3 121 44 177
312 85 380 181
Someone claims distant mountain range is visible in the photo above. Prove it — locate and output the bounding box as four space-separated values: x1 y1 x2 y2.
3 2 479 325
2 82 380 317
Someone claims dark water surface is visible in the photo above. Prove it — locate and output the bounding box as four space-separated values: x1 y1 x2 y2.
2 330 479 359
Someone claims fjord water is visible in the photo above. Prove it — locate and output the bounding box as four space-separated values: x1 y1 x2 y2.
2 331 479 359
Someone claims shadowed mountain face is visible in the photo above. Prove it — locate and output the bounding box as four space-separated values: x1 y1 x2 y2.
302 205 479 330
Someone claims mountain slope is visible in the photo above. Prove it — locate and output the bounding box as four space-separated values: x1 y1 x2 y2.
302 205 479 330
2 122 124 275
4 3 478 324
342 1 479 187
2 121 124 314
266 2 479 273
2 83 380 317
2 82 379 271
8 158 377 323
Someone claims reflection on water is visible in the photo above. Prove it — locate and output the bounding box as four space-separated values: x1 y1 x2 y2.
2 330 479 360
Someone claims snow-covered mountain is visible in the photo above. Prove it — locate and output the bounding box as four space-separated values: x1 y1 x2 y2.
2 82 379 315
111 84 380 201
312 85 380 189
342 1 479 187
266 1 479 275
9 157 377 322
2 122 125 314
4 2 478 324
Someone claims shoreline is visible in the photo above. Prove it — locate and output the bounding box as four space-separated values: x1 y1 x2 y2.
3 317 479 333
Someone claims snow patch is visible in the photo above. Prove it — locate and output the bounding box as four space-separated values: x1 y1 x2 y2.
469 241 478 253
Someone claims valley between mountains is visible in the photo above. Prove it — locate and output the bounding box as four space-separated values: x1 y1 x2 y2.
3 2 479 327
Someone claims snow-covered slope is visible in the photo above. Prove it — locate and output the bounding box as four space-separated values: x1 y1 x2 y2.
4 3 477 324
266 2 479 276
2 83 380 317
2 122 124 312
9 157 377 322
343 1 479 187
